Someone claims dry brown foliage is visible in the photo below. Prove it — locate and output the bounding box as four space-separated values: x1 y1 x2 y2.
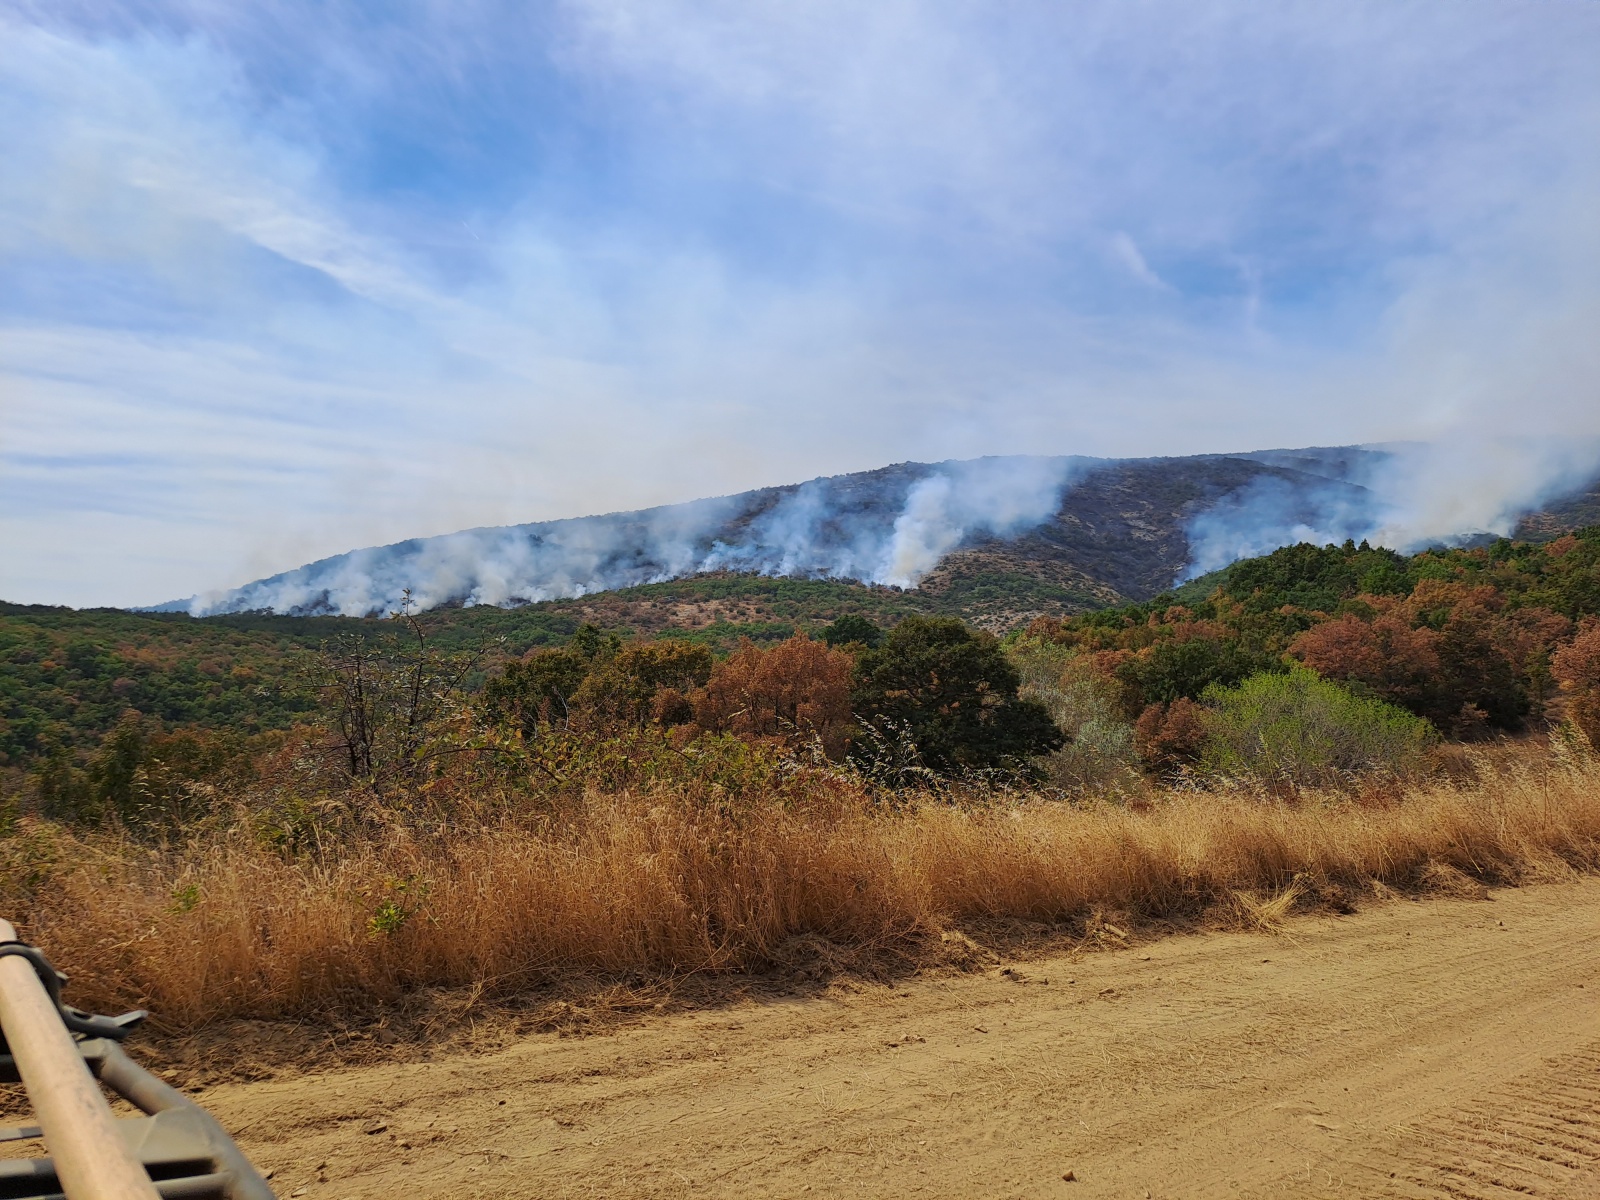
691 636 855 757
4 747 1598 1034
1554 620 1600 744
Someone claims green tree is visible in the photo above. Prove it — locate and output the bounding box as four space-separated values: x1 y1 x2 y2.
573 638 714 727
1114 636 1266 714
85 708 148 821
852 617 1062 771
481 647 591 737
821 614 883 650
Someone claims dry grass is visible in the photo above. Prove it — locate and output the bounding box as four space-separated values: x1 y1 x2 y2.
6 749 1600 1033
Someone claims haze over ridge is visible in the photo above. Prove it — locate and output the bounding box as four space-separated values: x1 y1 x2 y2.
167 443 1598 619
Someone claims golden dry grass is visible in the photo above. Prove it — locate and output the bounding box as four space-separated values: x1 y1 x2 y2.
7 751 1600 1032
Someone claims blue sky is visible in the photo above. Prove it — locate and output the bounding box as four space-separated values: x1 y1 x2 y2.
3 0 1599 606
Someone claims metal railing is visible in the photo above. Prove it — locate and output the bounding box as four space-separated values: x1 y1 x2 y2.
0 917 276 1200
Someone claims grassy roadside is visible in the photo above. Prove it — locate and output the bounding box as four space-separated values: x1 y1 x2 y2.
5 745 1597 1037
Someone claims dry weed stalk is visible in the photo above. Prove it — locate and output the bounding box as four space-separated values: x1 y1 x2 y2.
5 751 1598 1031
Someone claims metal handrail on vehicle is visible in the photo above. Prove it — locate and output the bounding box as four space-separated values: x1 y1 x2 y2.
0 917 277 1200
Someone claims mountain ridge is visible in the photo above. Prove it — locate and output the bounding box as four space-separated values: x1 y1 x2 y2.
155 443 1597 630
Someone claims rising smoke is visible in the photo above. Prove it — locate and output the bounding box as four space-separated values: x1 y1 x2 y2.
183 456 1088 616
176 441 1600 617
1180 438 1600 581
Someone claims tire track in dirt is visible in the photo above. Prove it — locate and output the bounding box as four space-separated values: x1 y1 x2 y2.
164 878 1600 1198
1387 1044 1600 1199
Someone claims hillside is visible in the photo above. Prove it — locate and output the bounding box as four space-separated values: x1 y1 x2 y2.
7 443 1600 777
7 520 1600 778
0 576 930 770
166 447 1389 621
1516 476 1600 542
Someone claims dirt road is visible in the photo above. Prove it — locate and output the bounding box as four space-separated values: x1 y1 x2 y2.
196 880 1600 1198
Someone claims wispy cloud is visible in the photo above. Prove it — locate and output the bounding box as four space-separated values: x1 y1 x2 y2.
2 1 1598 606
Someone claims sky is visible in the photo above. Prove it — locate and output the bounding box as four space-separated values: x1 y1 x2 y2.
3 0 1600 608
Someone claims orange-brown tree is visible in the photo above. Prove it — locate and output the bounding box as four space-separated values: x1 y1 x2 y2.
1289 613 1441 717
692 636 855 758
1553 620 1600 745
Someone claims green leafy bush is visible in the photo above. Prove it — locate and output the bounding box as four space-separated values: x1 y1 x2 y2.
821 614 883 650
853 617 1062 771
1200 668 1436 786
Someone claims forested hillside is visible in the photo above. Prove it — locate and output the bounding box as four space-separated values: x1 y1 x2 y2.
172 448 1392 622
1024 528 1600 765
4 528 1600 803
0 575 929 772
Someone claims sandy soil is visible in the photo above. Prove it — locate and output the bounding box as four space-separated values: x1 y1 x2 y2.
74 880 1600 1197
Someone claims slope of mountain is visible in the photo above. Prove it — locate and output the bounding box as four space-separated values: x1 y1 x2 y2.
168 446 1390 625
1515 478 1600 542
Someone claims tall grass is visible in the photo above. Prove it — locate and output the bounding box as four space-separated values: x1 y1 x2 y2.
5 748 1599 1032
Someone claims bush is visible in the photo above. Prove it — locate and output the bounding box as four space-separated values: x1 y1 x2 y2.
1200 668 1436 786
1114 636 1266 715
302 604 484 785
853 617 1062 771
1134 698 1207 776
480 646 591 737
572 639 713 728
1553 621 1600 747
1009 637 1139 791
31 710 274 829
692 636 856 758
821 614 883 650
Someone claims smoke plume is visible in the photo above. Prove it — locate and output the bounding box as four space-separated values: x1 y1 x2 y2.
183 457 1086 616
172 443 1600 618
1181 439 1600 581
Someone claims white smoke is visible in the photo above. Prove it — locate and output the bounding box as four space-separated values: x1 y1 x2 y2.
182 440 1600 615
1182 472 1381 580
1363 438 1600 551
182 456 1084 616
877 457 1077 587
1181 438 1600 582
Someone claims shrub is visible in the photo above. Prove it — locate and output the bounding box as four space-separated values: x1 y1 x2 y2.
302 603 484 784
692 636 856 758
1010 637 1139 791
572 639 713 728
480 646 590 736
1134 698 1207 775
853 617 1062 771
1200 668 1436 786
820 614 883 650
1114 636 1265 715
1553 621 1600 746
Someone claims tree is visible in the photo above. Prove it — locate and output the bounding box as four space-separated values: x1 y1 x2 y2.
821 614 883 650
1290 614 1441 717
1553 622 1600 746
481 647 590 737
304 595 483 785
1434 610 1528 733
1114 636 1263 716
851 616 1062 770
573 638 714 727
693 636 855 757
481 622 626 736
